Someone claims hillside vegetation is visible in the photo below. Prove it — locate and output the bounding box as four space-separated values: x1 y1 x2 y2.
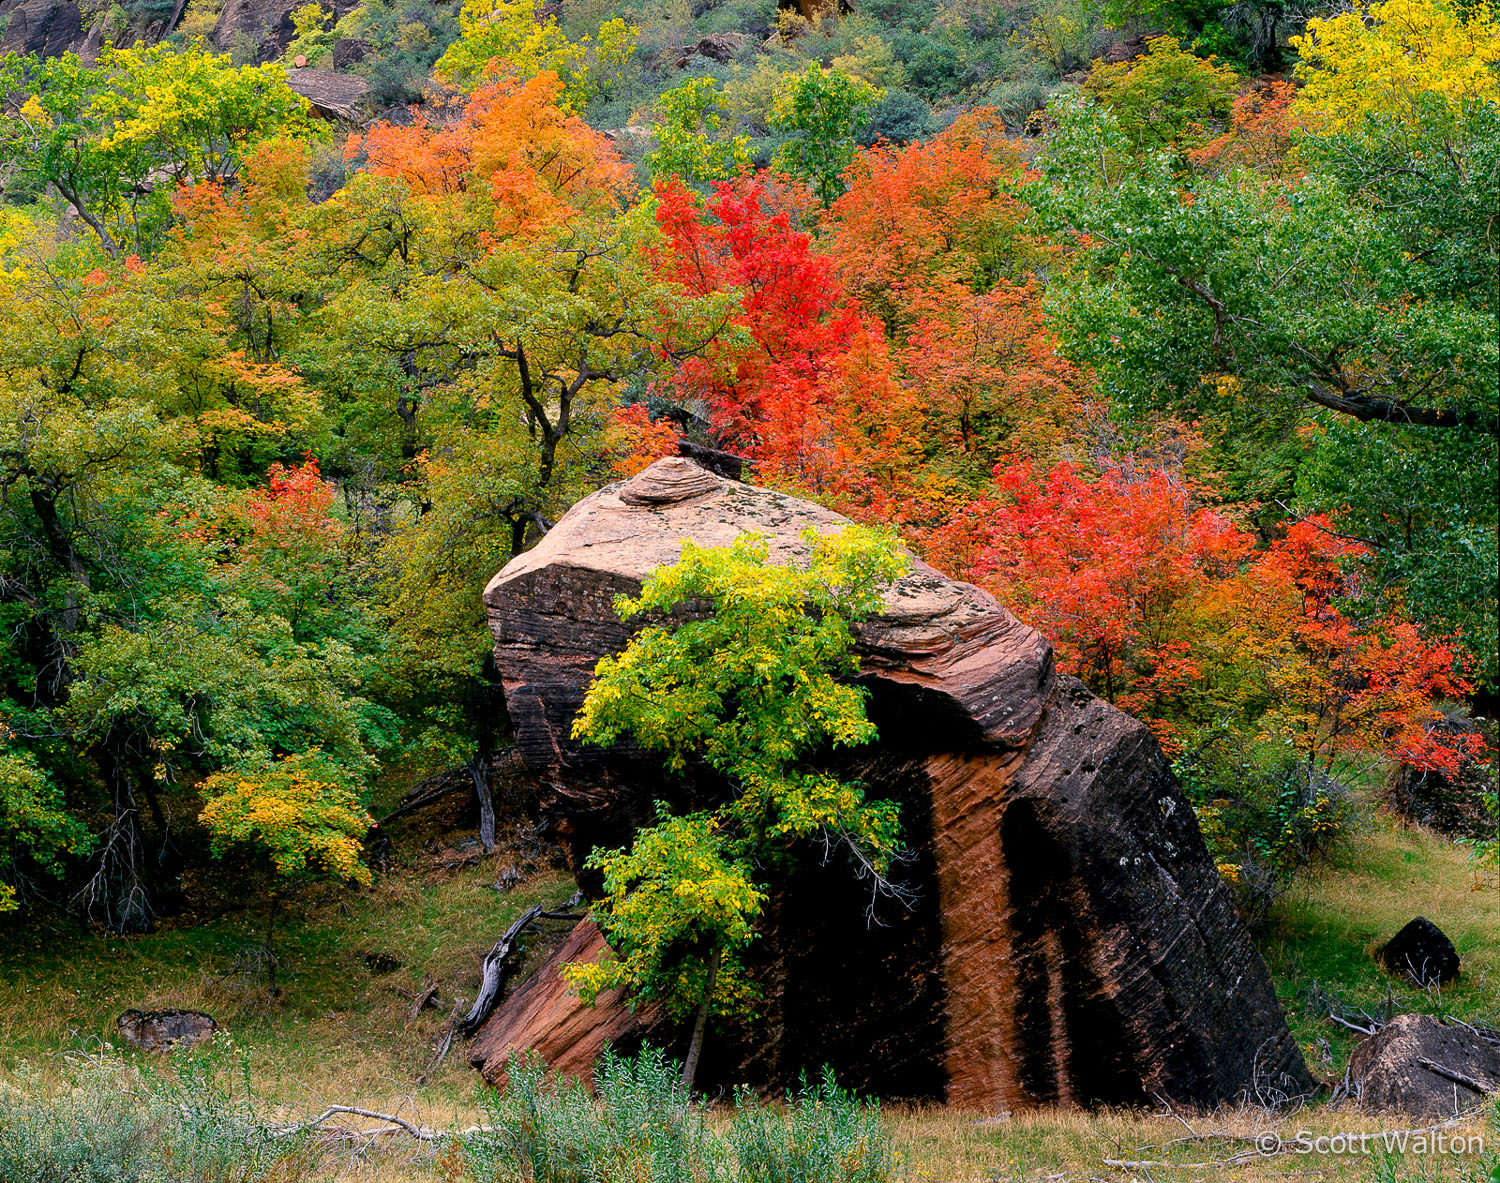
0 0 1497 1177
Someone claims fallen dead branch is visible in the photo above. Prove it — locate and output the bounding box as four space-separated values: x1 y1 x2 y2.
280 1107 489 1143
417 999 465 1084
405 982 439 1023
1417 1057 1497 1096
455 900 584 1037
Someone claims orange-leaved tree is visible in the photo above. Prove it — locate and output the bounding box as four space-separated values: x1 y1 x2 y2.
947 460 1482 775
1196 518 1484 777
943 460 1251 747
823 109 1030 335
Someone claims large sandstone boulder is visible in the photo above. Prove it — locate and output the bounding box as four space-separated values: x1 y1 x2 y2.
473 456 1313 1110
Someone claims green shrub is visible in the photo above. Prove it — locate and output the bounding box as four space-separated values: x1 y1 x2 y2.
727 1067 897 1183
463 1047 725 1183
460 1049 897 1183
0 1042 313 1183
902 38 963 100
1461 784 1499 885
858 90 937 147
1176 739 1352 926
986 78 1047 130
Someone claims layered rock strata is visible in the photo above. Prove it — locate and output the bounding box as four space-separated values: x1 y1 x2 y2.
472 456 1313 1110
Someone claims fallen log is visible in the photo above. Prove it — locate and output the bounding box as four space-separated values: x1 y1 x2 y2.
455 903 584 1037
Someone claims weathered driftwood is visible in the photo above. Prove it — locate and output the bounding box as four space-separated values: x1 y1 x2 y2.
455 904 584 1037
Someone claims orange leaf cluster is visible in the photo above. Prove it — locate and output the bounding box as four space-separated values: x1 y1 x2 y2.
347 72 631 236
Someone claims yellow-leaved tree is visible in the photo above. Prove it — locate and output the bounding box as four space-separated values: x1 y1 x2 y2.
433 0 636 107
200 750 371 993
1291 0 1500 130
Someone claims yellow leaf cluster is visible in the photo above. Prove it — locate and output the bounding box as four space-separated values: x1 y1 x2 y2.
1292 0 1500 130
200 751 371 886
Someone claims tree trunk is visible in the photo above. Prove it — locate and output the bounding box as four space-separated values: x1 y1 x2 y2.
264 891 280 996
78 729 154 932
467 651 508 853
681 945 721 1094
469 757 496 854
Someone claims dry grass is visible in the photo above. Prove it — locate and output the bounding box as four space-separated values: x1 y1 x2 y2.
888 1100 1497 1181
2 805 1497 1181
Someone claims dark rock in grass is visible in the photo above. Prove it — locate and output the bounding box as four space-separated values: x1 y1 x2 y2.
362 950 403 974
1377 917 1461 987
474 457 1314 1109
116 1009 218 1053
1350 1014 1500 1117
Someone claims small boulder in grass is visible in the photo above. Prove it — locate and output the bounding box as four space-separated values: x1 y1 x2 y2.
1349 1014 1499 1118
1377 917 1461 987
116 1008 219 1053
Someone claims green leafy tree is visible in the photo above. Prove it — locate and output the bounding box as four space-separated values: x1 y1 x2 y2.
0 45 314 257
770 63 883 205
0 227 384 928
0 732 92 912
1082 35 1238 160
646 78 751 186
1028 90 1498 682
564 527 908 1091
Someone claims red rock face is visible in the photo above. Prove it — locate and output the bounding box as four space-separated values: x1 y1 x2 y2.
473 920 661 1088
473 457 1313 1110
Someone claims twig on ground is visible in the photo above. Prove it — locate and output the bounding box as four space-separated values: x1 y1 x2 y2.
1328 1011 1380 1036
405 983 439 1023
1416 1057 1496 1096
417 999 465 1085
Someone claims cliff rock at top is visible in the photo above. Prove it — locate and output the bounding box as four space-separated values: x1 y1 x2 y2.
472 456 1314 1110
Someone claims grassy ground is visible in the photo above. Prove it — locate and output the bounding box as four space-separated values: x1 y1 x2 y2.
1265 816 1500 1083
0 819 578 1115
1 801 1496 1181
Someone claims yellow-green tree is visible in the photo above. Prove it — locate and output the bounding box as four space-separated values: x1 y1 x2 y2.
434 0 636 107
0 731 92 913
1291 0 1500 130
770 63 883 205
200 749 372 991
646 78 751 185
564 527 908 1091
1082 35 1239 160
0 45 314 257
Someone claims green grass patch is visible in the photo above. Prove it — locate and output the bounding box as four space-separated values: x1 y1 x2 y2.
1263 813 1500 1079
